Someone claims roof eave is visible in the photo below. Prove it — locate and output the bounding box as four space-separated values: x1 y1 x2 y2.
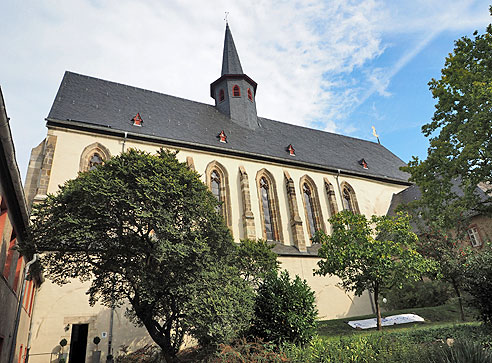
46 118 411 187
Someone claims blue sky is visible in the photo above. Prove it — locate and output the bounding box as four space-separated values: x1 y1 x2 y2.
0 0 490 180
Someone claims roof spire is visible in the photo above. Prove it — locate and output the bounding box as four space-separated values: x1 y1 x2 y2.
221 23 243 75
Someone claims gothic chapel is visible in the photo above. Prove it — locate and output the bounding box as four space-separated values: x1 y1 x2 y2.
25 24 410 362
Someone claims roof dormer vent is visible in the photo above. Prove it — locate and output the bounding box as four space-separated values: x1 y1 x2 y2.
132 113 143 126
359 158 368 169
287 144 295 156
218 130 227 143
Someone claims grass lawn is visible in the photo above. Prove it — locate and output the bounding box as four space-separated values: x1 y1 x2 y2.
317 300 478 338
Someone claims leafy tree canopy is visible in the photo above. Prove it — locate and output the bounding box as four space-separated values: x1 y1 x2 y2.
26 149 248 363
403 9 492 224
314 211 436 330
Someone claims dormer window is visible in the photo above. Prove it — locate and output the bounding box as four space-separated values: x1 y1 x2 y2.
219 89 225 102
232 85 241 97
218 130 227 143
287 144 295 156
132 113 143 126
247 88 253 101
359 158 368 169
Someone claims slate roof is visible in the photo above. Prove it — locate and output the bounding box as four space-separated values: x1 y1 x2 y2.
387 179 490 216
47 71 410 184
221 24 243 75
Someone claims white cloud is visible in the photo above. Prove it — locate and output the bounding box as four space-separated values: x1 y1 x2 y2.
0 0 489 178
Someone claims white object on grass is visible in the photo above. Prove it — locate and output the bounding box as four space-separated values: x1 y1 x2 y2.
348 313 424 330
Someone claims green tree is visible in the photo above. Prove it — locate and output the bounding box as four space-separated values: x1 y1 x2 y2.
403 8 492 221
235 239 280 287
26 149 248 363
314 211 436 330
400 8 492 323
463 244 492 324
414 227 469 321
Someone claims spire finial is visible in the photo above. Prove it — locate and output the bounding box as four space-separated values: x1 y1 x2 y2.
224 11 229 24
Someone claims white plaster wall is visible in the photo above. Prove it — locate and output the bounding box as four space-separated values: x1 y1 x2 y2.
30 126 408 359
46 127 407 247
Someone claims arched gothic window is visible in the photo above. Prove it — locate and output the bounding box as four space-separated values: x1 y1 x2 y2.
300 175 325 240
247 88 253 101
205 161 232 228
340 182 360 214
211 170 222 213
260 177 275 241
256 169 282 242
219 89 225 102
303 183 317 237
233 85 241 97
80 142 111 172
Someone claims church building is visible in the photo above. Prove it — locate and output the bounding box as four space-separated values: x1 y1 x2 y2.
25 24 411 362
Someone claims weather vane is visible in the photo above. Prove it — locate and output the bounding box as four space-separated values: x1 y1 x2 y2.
224 12 229 24
372 126 380 144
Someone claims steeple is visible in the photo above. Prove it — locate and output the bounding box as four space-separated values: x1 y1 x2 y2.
211 24 259 130
221 24 243 75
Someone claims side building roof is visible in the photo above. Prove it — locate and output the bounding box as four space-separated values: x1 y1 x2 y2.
0 86 29 237
387 180 490 217
47 71 410 185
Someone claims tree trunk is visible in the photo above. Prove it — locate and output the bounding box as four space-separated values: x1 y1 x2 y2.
452 279 465 321
374 282 382 331
133 303 178 363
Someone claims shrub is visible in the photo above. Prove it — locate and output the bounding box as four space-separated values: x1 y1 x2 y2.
185 265 255 347
250 270 317 345
382 279 453 310
428 340 492 363
115 345 161 363
281 335 428 363
463 246 492 324
208 338 287 363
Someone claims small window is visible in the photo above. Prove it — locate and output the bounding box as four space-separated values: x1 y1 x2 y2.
219 89 225 102
468 226 482 247
233 85 241 97
247 88 253 101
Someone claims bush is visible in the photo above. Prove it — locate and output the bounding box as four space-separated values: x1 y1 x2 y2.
115 345 161 363
382 279 453 310
281 335 428 363
463 246 492 324
428 340 492 363
250 270 317 345
186 265 255 347
208 338 287 363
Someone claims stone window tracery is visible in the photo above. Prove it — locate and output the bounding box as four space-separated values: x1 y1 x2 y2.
89 153 103 171
79 143 111 172
340 181 360 214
